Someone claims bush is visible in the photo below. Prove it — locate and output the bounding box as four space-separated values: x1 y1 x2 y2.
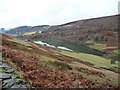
110 54 118 64
94 36 99 41
50 61 72 70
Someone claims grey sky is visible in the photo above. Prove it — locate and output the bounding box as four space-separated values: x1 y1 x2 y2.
0 0 119 29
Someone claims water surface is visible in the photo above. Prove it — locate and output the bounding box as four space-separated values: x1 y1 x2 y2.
34 41 73 51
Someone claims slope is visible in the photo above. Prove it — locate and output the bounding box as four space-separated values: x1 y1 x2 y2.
1 34 119 88
5 25 49 35
20 15 118 49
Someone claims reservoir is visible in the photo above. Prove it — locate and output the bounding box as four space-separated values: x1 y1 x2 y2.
34 41 73 51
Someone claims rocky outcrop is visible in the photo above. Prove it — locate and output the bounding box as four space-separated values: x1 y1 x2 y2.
0 61 32 89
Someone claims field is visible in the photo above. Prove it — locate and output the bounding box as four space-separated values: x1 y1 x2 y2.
86 40 106 50
112 49 120 54
23 31 42 36
60 50 119 69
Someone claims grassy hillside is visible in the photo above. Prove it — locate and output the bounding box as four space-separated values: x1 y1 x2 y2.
21 15 119 47
1 34 119 88
16 15 119 63
60 51 119 69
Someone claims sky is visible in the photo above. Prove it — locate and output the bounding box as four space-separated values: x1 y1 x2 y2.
0 0 119 29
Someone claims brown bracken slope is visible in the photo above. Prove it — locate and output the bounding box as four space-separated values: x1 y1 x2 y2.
1 34 119 88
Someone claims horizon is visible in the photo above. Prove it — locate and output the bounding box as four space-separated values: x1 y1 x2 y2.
1 14 119 30
0 0 119 29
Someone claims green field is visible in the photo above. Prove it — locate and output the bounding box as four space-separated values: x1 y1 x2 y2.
112 49 120 54
60 50 119 69
23 31 42 36
86 40 106 50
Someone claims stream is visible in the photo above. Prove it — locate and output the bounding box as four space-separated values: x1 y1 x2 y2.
34 41 73 51
0 60 32 89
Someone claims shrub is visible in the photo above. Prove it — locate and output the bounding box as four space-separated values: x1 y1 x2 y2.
50 61 72 70
110 54 118 64
94 35 99 41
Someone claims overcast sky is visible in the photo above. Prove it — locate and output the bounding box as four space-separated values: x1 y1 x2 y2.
0 0 119 29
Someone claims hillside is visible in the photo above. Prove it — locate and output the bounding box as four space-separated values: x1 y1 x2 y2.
22 15 118 47
5 26 31 35
1 34 119 88
15 15 119 59
5 25 49 35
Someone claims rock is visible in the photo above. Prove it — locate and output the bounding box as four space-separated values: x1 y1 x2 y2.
0 69 2 73
25 83 31 88
3 79 28 88
0 64 11 69
5 69 14 73
15 79 25 84
1 63 32 88
11 74 19 79
3 79 15 85
1 64 8 68
20 85 27 88
2 79 14 88
0 73 11 80
11 84 22 88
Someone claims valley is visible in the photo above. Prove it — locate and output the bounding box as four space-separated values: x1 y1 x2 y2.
1 33 119 88
1 14 120 88
14 15 119 60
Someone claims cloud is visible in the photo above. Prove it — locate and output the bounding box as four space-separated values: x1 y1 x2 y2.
0 0 119 28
